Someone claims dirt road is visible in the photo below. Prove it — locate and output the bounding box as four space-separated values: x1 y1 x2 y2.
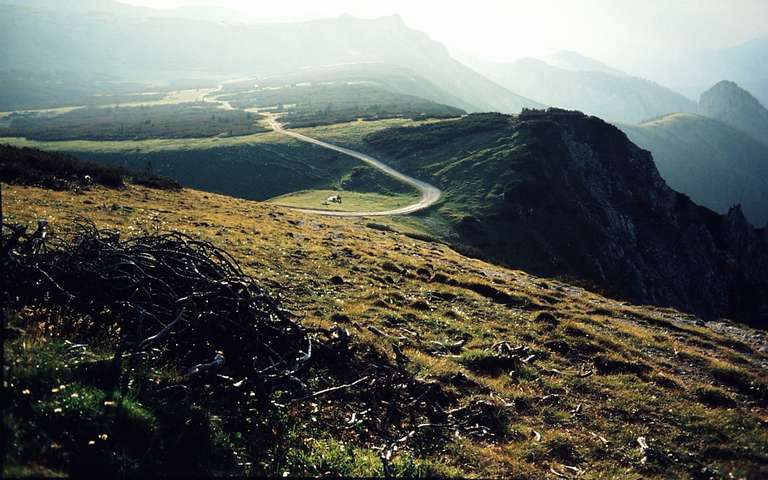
266 114 441 217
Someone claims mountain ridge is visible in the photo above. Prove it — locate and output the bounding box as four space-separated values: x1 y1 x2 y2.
459 53 697 123
0 4 542 114
357 110 768 326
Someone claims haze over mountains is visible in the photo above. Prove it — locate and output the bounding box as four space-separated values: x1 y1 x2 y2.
459 52 698 124
622 113 768 226
4 2 768 477
699 80 768 145
655 35 768 105
621 81 768 226
0 0 540 113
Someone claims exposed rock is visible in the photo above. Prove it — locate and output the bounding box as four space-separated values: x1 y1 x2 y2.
366 111 768 327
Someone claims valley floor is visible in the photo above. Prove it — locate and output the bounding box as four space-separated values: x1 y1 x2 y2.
3 183 768 478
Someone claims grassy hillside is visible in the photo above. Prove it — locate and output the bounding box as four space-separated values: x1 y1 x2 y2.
621 113 768 226
1 103 267 141
3 182 767 478
218 83 464 128
0 70 162 111
0 116 429 202
300 112 768 327
235 63 470 113
0 145 179 191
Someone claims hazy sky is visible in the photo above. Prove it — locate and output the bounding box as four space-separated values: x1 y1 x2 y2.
120 0 768 73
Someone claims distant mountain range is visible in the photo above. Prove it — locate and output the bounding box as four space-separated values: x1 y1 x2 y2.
542 50 627 77
0 1 541 113
459 51 697 124
620 81 768 226
654 35 768 103
622 113 768 226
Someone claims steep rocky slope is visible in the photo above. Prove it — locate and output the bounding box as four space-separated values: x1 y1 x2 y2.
362 111 768 327
699 81 768 145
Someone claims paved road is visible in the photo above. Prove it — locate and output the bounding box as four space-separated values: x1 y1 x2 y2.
266 114 441 217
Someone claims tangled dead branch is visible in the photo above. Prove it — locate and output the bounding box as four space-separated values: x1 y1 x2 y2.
2 219 311 390
3 219 505 474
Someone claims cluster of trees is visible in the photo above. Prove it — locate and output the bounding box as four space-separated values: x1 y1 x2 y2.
0 145 179 190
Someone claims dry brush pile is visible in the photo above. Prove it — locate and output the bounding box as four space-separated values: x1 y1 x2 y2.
2 219 497 475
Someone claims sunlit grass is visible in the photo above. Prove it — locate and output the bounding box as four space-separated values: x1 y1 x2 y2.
3 182 767 479
268 189 419 212
0 130 291 154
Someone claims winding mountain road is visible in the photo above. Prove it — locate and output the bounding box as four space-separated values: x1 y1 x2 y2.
265 114 441 217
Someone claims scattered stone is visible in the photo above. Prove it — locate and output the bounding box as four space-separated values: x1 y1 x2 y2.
366 222 394 232
330 313 350 323
410 300 431 311
381 261 404 275
416 267 431 278
532 311 559 326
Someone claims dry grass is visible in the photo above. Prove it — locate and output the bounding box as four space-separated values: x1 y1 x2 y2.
4 182 768 478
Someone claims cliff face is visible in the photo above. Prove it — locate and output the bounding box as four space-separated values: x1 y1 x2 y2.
521 112 768 324
365 111 768 326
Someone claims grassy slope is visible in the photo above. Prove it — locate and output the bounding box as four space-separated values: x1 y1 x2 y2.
4 183 767 478
294 116 519 242
269 189 419 212
621 113 768 226
0 119 425 204
218 82 464 128
2 103 268 141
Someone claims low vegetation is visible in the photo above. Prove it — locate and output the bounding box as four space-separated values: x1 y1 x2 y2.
0 145 179 191
216 83 464 127
2 103 267 141
0 70 163 111
3 182 767 478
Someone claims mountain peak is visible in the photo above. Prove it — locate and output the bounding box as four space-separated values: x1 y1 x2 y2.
700 80 768 145
700 80 766 111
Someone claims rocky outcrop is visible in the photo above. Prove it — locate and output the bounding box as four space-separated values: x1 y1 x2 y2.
365 111 768 327
526 112 768 325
